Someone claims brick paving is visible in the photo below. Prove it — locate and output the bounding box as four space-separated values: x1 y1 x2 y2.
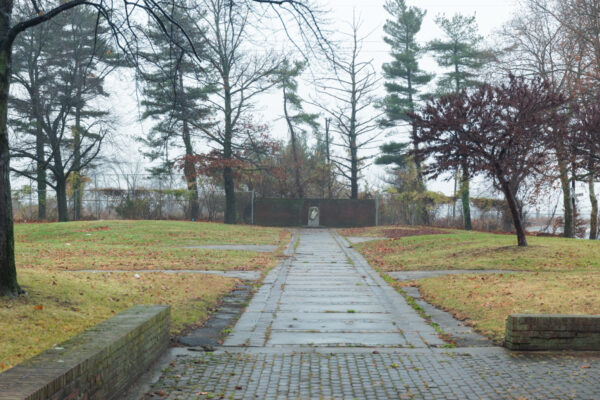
150 349 600 400
147 230 600 399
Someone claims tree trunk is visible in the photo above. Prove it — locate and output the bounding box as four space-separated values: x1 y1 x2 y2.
223 165 235 224
223 85 236 224
349 51 359 201
452 170 458 224
325 118 332 199
72 115 82 220
55 174 69 222
460 162 472 230
283 90 304 199
589 168 598 240
0 19 21 296
571 162 578 236
182 120 199 220
558 159 574 238
499 177 527 247
406 57 424 189
36 125 46 220
350 134 358 199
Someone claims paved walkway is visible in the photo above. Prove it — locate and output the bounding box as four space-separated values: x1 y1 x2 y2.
224 230 442 348
147 229 600 400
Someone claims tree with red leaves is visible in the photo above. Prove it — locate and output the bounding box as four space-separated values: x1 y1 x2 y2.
181 121 286 195
412 75 565 246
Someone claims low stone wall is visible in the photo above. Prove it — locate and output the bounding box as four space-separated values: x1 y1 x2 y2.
505 314 600 351
0 305 170 400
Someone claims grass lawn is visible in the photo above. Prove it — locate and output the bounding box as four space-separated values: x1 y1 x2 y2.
340 226 450 238
348 227 599 272
343 226 600 341
418 271 600 341
16 220 289 271
1 220 289 371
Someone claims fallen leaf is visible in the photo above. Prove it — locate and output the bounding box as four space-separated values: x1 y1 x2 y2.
34 305 43 310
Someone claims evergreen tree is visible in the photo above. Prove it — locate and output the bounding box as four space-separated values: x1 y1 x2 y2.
381 0 432 137
375 142 409 171
429 14 491 230
10 5 114 222
380 0 432 222
9 17 52 220
277 59 319 199
429 14 489 95
139 1 214 220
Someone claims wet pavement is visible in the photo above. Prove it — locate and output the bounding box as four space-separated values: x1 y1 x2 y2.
145 229 600 400
224 230 442 348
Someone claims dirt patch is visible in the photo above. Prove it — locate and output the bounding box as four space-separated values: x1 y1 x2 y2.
383 228 447 239
339 227 375 237
78 225 111 232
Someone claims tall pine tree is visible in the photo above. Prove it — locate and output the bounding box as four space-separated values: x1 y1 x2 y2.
380 0 432 222
277 60 319 199
139 1 214 220
11 5 113 222
429 14 491 230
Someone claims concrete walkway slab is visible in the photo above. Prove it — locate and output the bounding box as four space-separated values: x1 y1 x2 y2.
145 229 600 399
346 236 387 243
222 229 443 349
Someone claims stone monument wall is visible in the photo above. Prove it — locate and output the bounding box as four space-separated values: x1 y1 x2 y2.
254 198 375 227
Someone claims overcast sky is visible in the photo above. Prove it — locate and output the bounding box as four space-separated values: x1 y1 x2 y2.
104 0 521 198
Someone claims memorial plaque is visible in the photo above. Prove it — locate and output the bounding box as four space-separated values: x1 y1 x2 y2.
308 206 320 227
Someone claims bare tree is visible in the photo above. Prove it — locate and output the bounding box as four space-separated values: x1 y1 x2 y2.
192 0 284 223
496 0 590 238
0 0 327 296
315 18 382 199
572 92 600 239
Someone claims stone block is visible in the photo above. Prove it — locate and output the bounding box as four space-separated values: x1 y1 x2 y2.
505 314 600 351
0 305 170 400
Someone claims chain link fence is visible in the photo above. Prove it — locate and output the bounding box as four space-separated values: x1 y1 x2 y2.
11 174 253 223
12 173 584 234
375 192 568 235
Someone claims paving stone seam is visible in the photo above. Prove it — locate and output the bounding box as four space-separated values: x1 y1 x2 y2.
223 230 299 347
332 231 443 348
